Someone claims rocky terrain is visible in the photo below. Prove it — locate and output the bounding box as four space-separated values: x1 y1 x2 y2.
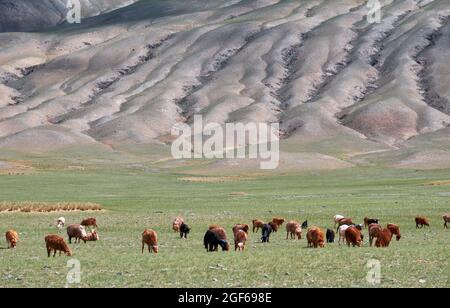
0 0 449 171
0 0 139 32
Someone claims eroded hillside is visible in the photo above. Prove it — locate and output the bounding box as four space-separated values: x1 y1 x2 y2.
0 0 449 171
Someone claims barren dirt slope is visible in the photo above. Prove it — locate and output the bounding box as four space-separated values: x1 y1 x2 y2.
0 0 140 32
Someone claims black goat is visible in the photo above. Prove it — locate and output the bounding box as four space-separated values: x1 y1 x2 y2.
326 229 335 243
261 224 273 243
180 223 191 239
204 230 228 252
301 220 308 229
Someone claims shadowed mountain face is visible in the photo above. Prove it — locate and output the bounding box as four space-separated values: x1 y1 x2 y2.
0 0 449 170
0 0 138 32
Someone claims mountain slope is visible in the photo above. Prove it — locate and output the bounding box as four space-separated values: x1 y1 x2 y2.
0 0 449 170
0 0 139 32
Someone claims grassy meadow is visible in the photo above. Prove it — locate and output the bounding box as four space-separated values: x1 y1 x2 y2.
0 166 449 288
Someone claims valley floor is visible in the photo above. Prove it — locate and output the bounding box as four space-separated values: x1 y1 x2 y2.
0 166 449 288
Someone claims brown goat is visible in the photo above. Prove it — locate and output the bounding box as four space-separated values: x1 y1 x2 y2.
232 224 249 250
85 231 99 242
285 221 302 240
364 217 379 228
172 217 184 233
232 224 249 236
210 226 227 237
415 217 430 229
234 230 248 251
6 230 19 249
387 224 401 241
375 228 392 248
252 219 265 233
81 218 98 230
269 221 278 232
67 225 99 244
306 227 325 248
45 235 72 257
338 218 353 226
443 215 450 229
369 223 382 247
142 230 158 254
345 226 362 247
210 226 230 249
67 224 88 244
272 218 285 228
337 218 354 232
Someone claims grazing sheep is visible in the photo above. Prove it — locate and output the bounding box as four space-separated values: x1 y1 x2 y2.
172 217 184 233
269 221 278 233
345 226 362 247
387 224 401 241
301 220 308 229
261 224 273 243
232 224 250 236
334 215 345 227
85 230 99 242
81 218 98 230
338 225 350 245
252 219 265 233
204 230 229 252
364 217 379 228
285 221 302 240
369 223 382 247
272 218 285 228
415 217 430 229
56 217 65 231
234 230 248 251
326 229 335 243
142 230 158 254
232 224 249 250
210 227 230 251
67 224 88 244
45 235 72 257
375 228 393 248
352 224 364 241
306 227 325 248
67 225 99 244
179 223 191 239
336 218 353 233
443 215 450 229
6 230 19 249
337 218 353 229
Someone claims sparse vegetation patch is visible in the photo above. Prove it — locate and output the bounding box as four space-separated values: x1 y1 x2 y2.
0 202 103 213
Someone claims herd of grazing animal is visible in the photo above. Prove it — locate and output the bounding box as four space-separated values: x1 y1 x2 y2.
2 217 98 257
1 214 449 256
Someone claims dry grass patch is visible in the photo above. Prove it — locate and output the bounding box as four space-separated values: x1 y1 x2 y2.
229 192 249 196
0 160 34 175
423 180 450 186
0 202 103 213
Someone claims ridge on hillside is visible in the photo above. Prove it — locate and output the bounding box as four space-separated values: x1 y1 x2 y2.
0 0 449 171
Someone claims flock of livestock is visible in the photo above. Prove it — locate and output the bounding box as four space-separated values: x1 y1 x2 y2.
3 214 450 256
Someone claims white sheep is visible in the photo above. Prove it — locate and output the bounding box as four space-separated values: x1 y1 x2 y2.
56 217 66 232
338 224 350 245
333 214 345 227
